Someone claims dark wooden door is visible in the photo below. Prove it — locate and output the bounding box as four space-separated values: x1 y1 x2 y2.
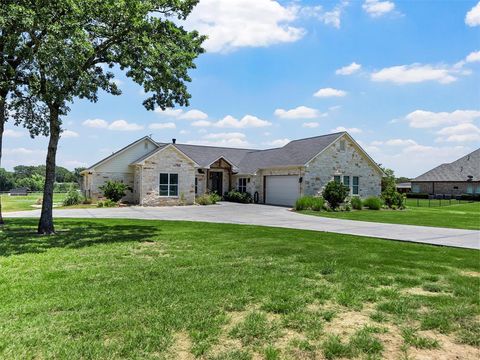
211 172 223 195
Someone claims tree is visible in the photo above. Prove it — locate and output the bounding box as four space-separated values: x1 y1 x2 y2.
322 181 349 210
99 180 131 203
0 168 15 191
13 0 204 234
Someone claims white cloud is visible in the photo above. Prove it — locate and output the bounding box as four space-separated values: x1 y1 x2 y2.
384 138 417 146
62 130 79 138
371 64 458 84
313 87 347 98
336 62 362 75
465 50 480 63
302 122 320 128
466 1 480 27
82 118 108 128
274 106 321 119
299 1 349 29
148 122 176 130
436 123 480 143
404 109 480 128
265 138 290 147
187 132 251 148
215 115 271 128
4 129 24 138
155 108 208 120
184 0 305 53
108 120 144 131
331 126 362 134
191 120 213 127
362 0 395 17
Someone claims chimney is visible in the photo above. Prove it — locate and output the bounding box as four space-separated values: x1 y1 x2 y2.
172 138 176 144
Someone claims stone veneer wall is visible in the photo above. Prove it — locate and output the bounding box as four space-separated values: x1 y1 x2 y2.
139 146 196 206
83 172 135 202
411 181 480 195
304 136 382 198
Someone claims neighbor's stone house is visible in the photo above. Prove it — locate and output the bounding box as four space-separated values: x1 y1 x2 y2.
82 132 384 207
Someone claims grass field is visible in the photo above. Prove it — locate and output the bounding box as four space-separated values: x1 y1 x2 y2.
0 218 478 359
0 192 96 213
300 201 480 230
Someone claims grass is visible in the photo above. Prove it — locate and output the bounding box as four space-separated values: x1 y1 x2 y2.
0 192 97 213
299 200 480 230
0 218 479 359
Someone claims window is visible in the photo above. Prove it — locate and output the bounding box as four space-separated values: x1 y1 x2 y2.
467 185 474 194
339 140 346 151
343 176 350 189
334 175 341 184
195 178 198 195
238 178 247 193
453 186 459 190
159 173 178 197
352 176 359 195
412 184 420 193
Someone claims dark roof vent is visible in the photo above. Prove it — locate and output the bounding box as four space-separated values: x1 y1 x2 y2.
172 138 176 144
467 175 473 182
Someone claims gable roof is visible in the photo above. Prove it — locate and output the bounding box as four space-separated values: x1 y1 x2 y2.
413 148 480 182
132 143 200 167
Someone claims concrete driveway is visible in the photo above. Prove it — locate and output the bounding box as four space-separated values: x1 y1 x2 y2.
6 202 480 250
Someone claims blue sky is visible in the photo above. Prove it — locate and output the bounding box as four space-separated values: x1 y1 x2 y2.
4 0 480 177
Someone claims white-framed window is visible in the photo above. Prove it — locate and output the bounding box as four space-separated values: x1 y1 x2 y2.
343 176 350 190
352 176 359 195
334 175 341 184
238 178 248 193
159 173 178 197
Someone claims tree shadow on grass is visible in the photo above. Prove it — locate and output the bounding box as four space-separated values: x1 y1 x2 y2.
0 218 162 257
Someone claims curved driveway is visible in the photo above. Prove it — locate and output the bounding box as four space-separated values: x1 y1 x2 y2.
6 202 480 250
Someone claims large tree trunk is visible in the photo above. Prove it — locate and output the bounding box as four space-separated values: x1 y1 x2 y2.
38 106 60 235
0 93 6 226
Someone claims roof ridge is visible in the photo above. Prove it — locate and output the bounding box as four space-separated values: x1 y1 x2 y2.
285 131 345 143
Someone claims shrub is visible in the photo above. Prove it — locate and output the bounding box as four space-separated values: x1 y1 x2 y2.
62 186 81 206
351 196 363 210
322 181 349 210
295 196 324 211
99 180 131 202
96 199 117 208
210 192 222 204
196 194 213 205
382 185 406 209
82 197 93 205
224 191 252 204
363 196 382 210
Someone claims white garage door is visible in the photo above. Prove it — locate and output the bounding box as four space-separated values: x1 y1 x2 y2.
265 175 300 207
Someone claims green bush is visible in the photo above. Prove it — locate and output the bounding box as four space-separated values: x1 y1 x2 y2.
99 180 131 202
295 196 325 211
351 196 363 210
196 193 221 205
82 197 93 205
363 196 382 210
322 181 349 210
62 186 81 206
382 184 406 209
224 191 252 204
210 192 222 204
96 199 117 208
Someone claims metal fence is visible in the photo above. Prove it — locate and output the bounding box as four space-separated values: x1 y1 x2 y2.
406 198 474 207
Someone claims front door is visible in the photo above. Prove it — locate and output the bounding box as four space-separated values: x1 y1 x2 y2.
211 171 223 195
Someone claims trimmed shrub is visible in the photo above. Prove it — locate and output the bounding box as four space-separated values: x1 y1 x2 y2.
311 197 325 211
224 191 252 204
351 196 363 210
99 180 131 202
363 196 382 210
382 184 406 209
196 193 221 205
62 186 81 206
322 181 349 210
97 199 117 208
210 192 222 204
295 196 324 211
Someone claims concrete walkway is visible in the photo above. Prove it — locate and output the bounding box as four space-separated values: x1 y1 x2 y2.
6 202 480 250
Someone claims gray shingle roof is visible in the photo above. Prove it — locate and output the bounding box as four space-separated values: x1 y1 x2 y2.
130 132 353 174
413 148 480 182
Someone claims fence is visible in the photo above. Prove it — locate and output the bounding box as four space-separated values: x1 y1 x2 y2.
406 198 474 208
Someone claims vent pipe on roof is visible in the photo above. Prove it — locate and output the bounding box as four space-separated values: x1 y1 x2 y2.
172 138 176 144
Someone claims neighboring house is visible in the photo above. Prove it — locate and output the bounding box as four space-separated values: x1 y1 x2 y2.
396 182 411 194
411 148 480 196
81 131 383 207
9 187 29 196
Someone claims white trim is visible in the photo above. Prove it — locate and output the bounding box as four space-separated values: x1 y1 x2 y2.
159 172 179 197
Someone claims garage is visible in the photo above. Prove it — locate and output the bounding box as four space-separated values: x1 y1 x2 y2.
265 175 300 207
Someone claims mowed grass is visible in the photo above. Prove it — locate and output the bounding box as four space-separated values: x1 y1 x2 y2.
1 219 479 359
1 192 67 212
300 201 480 230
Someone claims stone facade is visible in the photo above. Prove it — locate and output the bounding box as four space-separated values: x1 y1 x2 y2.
138 146 196 206
304 137 382 198
82 171 134 202
411 181 480 195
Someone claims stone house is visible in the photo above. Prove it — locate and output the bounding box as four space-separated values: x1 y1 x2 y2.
411 148 480 196
81 131 384 207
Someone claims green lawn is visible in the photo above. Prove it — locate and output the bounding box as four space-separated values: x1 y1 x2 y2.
1 219 478 359
0 192 95 213
300 201 480 230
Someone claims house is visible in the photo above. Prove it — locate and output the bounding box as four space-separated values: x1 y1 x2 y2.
81 131 383 207
410 148 480 196
396 182 411 194
9 187 29 196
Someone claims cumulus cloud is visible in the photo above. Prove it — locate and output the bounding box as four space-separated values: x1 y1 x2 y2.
264 138 290 147
465 50 480 63
191 120 213 127
300 1 349 29
82 118 144 131
215 115 271 128
187 132 252 148
313 88 347 97
82 118 109 128
331 126 362 134
335 62 362 75
404 109 480 128
155 108 208 120
274 106 321 119
4 129 24 138
302 122 320 128
184 0 305 53
466 1 480 27
148 122 176 130
61 130 79 138
371 64 458 84
362 0 395 17
436 123 480 143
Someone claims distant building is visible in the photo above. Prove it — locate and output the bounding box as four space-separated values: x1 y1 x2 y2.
411 149 479 196
396 182 411 194
10 187 29 196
